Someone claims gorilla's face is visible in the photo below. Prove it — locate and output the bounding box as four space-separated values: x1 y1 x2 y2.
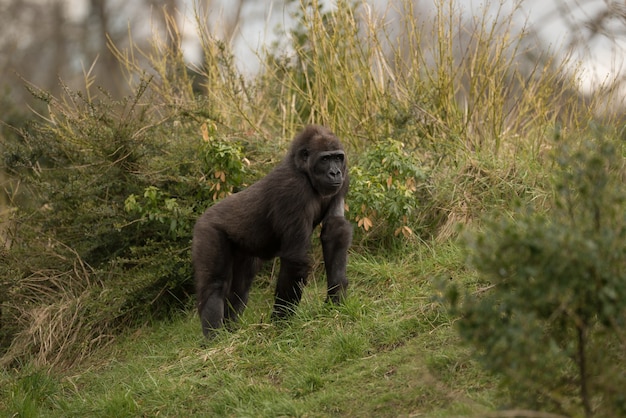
293 128 347 198
311 150 346 196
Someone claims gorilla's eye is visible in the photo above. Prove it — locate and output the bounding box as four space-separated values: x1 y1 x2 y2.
301 149 309 159
321 154 343 163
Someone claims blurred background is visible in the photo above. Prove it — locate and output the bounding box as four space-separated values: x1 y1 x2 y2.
1 0 625 108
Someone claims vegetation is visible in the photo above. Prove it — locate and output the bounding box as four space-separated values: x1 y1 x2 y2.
450 133 626 417
0 0 624 416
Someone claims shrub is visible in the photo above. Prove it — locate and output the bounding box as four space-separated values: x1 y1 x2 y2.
0 78 206 366
448 132 626 417
122 125 249 240
349 139 429 246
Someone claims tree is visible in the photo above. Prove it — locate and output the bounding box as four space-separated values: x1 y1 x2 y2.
449 131 626 417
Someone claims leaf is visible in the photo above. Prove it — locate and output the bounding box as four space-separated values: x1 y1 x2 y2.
406 177 417 192
201 122 210 142
212 170 225 182
394 226 413 238
358 217 373 231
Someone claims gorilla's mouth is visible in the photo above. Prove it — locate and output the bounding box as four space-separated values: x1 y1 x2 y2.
320 182 342 197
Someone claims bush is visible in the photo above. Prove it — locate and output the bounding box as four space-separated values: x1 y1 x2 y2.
349 139 429 246
0 79 253 367
448 132 626 417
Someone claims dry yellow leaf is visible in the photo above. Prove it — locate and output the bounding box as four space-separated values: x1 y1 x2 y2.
201 123 210 142
361 217 373 231
394 225 413 238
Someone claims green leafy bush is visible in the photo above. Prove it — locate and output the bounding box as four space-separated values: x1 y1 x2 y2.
197 122 249 201
125 186 190 239
349 139 429 245
449 133 626 417
0 66 264 366
0 79 202 366
1 83 145 356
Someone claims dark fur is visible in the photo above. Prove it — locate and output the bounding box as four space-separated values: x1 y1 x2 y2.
192 125 352 337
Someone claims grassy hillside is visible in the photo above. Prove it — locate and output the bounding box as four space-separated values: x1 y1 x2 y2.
1 1 625 416
3 244 506 417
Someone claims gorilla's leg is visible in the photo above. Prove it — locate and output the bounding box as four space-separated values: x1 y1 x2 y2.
272 258 310 319
224 255 260 323
193 227 232 337
199 280 228 336
321 216 352 303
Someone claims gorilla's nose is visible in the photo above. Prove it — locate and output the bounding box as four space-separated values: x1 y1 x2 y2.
328 169 341 181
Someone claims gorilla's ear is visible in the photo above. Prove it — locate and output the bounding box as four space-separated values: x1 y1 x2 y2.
295 147 310 170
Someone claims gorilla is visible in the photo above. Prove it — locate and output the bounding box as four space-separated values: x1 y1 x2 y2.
192 125 352 337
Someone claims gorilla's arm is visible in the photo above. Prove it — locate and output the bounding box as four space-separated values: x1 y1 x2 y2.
321 196 352 303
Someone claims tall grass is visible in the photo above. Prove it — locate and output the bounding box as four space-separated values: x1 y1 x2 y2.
105 0 597 152
103 0 598 240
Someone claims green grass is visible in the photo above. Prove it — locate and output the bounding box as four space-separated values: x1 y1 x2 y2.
0 242 504 417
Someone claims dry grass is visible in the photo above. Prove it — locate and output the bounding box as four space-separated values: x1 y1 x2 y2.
1 245 113 369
